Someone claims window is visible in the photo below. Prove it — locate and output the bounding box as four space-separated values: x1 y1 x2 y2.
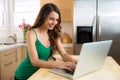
0 0 40 30
11 0 40 30
0 0 5 29
0 0 11 30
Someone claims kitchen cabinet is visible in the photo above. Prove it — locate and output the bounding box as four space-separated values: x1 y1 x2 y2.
75 44 82 55
21 46 26 60
0 49 16 80
0 46 26 80
15 46 26 66
40 0 73 21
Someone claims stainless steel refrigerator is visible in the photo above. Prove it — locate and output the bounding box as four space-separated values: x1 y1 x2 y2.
74 0 120 64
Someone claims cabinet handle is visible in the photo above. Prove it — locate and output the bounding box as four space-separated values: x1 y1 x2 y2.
5 61 14 67
4 52 13 57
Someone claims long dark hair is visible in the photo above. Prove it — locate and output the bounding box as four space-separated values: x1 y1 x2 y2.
30 3 61 51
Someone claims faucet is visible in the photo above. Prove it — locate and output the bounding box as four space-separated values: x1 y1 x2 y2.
9 34 17 43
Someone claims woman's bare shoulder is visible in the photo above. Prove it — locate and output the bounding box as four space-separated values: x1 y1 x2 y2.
27 29 36 35
26 29 36 40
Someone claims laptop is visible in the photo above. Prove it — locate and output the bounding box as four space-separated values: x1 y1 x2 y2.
49 40 112 80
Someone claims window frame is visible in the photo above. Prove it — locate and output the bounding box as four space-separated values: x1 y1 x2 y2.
0 0 40 30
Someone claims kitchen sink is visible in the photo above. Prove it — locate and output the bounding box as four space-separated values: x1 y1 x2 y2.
0 42 16 45
3 42 16 45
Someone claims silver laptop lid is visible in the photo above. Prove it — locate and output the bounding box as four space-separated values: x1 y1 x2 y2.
73 40 112 79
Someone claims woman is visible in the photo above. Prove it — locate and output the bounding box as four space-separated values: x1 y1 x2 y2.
14 3 77 80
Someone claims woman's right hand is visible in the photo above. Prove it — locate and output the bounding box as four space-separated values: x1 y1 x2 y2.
55 61 76 72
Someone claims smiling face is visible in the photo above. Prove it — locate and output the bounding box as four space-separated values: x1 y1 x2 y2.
44 11 59 30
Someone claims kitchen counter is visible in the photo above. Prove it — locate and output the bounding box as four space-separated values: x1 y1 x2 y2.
0 43 71 52
28 55 120 80
0 43 26 52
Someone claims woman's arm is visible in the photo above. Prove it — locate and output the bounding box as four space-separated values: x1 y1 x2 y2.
56 37 77 63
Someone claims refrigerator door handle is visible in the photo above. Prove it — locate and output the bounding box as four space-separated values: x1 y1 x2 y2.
96 15 101 41
98 19 101 41
92 15 96 42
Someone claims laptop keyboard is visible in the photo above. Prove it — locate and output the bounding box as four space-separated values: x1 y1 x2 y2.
49 68 73 78
64 69 74 75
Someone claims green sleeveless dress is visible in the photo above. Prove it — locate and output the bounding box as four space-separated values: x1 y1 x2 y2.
15 30 51 80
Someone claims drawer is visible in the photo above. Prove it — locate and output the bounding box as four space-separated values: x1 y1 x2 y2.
0 56 16 80
0 49 16 60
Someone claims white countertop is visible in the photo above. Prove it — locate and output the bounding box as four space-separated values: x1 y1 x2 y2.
0 43 72 52
62 43 72 47
0 43 26 52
